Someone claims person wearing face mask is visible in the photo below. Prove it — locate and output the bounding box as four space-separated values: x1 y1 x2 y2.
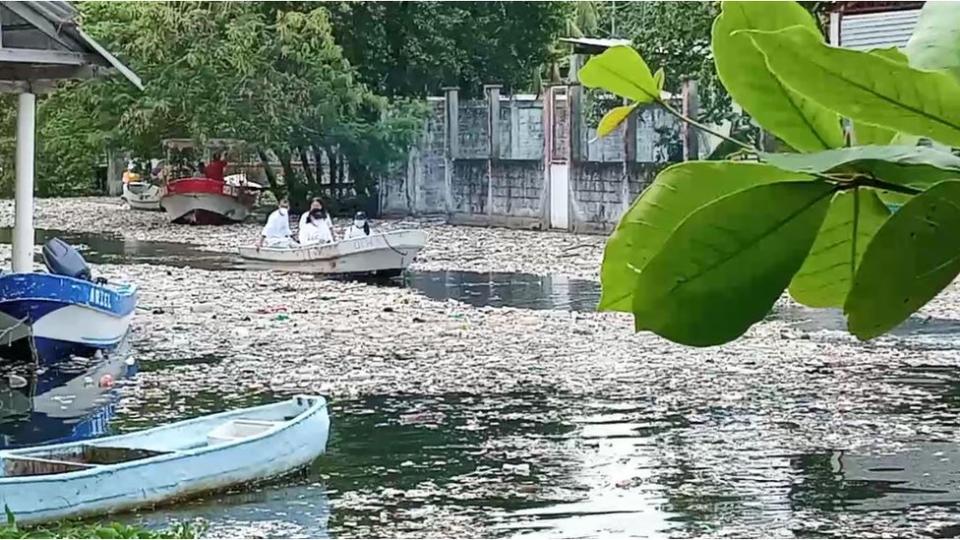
299 198 322 231
299 208 335 246
344 211 371 240
258 197 295 248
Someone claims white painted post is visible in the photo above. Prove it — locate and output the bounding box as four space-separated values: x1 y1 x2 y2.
13 92 36 273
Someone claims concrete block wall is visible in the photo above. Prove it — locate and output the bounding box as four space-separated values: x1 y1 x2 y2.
379 85 682 233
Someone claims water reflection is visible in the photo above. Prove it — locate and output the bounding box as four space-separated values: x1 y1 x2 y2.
0 350 135 448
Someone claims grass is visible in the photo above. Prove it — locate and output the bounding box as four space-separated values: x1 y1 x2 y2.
0 508 203 539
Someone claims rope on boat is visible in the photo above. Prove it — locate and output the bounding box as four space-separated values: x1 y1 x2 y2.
380 232 407 258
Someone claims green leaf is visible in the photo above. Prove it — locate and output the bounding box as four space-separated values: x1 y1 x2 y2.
761 145 960 187
846 180 960 339
578 46 659 104
712 1 844 152
905 1 960 79
600 162 814 313
854 122 896 146
631 181 835 346
596 104 637 138
653 67 665 91
853 49 906 146
789 189 890 307
743 25 960 147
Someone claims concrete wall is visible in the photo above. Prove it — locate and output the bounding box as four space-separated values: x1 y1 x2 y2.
379 86 682 233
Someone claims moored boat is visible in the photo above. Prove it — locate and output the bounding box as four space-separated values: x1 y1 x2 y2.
0 395 329 525
0 238 137 364
160 176 261 225
238 229 426 275
121 180 162 211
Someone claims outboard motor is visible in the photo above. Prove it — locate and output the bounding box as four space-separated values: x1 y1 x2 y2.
41 237 91 281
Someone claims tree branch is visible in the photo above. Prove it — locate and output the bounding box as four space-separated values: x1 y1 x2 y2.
655 98 756 152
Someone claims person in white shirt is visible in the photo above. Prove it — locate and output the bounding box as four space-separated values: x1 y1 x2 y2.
299 208 335 245
344 211 371 240
258 198 295 248
299 197 334 238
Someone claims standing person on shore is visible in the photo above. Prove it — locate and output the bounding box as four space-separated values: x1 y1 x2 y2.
258 197 295 248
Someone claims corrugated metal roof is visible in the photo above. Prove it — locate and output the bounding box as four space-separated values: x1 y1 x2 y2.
839 8 921 50
0 1 142 89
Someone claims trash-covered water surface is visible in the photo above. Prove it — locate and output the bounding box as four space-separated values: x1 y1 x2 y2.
3 199 960 538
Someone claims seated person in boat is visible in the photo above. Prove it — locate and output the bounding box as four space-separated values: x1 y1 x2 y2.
204 152 229 182
258 198 295 248
121 161 140 184
299 198 335 236
299 208 335 246
344 211 372 240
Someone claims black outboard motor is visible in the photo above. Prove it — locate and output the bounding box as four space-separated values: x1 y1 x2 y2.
42 237 91 281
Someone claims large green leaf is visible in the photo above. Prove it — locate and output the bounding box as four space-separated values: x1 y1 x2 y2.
789 189 890 307
853 49 908 146
761 145 960 187
578 46 659 104
712 1 843 152
743 26 960 147
599 162 813 313
846 180 960 339
631 181 835 346
905 1 960 79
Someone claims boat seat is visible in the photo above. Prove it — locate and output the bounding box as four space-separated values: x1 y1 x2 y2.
42 237 92 281
206 418 281 446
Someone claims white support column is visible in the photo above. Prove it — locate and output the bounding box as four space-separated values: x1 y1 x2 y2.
13 92 36 273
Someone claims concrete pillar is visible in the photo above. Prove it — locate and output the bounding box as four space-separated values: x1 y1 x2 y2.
829 12 841 46
442 87 459 215
510 96 521 159
13 92 36 274
485 85 502 160
622 98 637 217
485 85 502 222
681 80 699 161
569 84 583 163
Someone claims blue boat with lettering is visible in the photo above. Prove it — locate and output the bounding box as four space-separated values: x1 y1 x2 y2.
0 238 137 364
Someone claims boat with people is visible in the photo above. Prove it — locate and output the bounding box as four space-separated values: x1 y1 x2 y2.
120 161 162 211
157 139 265 225
239 229 427 276
161 174 262 225
0 395 329 525
0 238 137 365
122 180 162 211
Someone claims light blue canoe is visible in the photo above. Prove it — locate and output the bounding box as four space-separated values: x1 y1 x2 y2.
0 395 330 525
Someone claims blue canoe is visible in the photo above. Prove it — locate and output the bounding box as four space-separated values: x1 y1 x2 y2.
0 395 330 525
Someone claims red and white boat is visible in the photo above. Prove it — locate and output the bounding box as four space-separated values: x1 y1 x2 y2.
160 175 261 225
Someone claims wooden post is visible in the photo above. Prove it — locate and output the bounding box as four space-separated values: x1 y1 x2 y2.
681 79 699 161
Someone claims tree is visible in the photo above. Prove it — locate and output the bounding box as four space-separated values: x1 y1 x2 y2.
327 2 572 98
585 0 960 346
1 2 425 208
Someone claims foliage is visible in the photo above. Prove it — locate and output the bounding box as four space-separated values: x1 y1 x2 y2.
586 0 960 346
326 2 571 98
0 2 429 206
0 517 201 539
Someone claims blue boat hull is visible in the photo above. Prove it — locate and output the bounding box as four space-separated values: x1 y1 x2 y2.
0 273 137 365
